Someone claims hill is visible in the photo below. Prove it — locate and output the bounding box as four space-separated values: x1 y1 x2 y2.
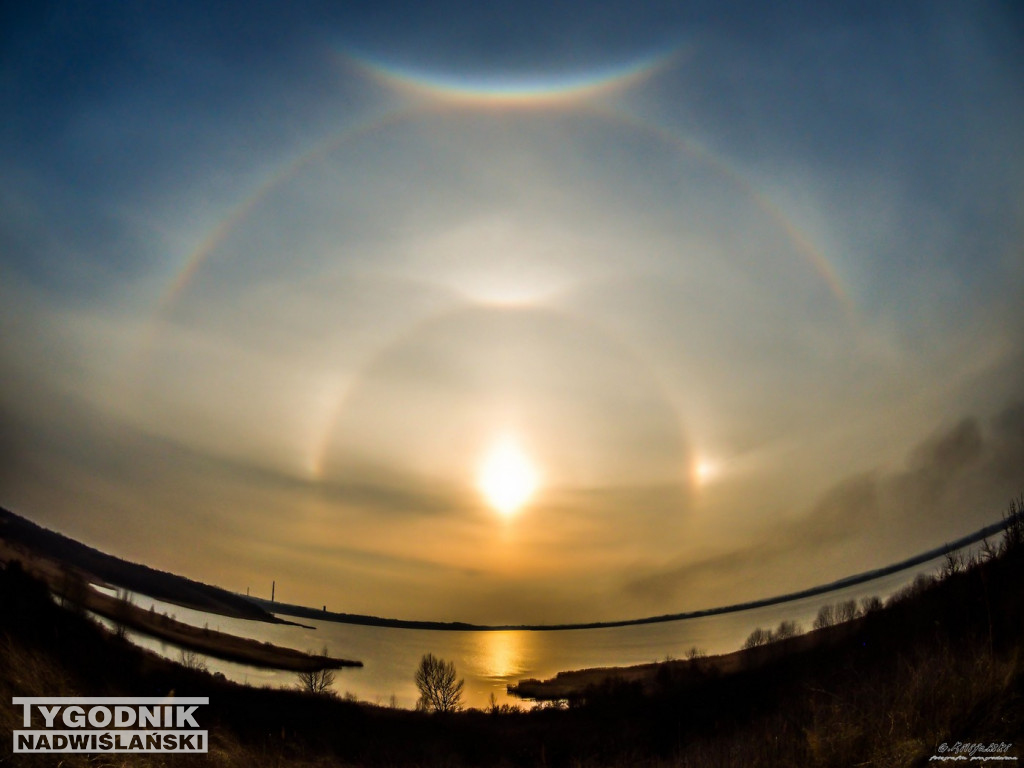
0 506 276 622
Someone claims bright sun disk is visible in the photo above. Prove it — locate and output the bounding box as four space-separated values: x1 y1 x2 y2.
694 458 719 485
478 436 539 516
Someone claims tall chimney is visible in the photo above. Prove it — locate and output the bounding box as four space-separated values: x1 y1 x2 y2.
271 580 275 602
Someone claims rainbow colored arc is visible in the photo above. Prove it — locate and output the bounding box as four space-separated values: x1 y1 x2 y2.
142 65 859 394
342 49 678 107
133 76 862 484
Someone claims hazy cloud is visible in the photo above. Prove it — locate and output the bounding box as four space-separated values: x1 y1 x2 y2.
626 405 1024 609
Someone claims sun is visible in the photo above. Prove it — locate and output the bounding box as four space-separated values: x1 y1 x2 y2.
478 435 539 517
692 457 721 487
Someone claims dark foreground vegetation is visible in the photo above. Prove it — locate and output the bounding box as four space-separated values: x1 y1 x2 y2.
2 499 1024 767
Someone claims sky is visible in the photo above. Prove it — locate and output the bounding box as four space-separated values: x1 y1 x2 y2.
1 1 1023 625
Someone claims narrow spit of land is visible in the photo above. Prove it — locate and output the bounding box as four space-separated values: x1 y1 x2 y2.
0 523 361 672
82 586 361 672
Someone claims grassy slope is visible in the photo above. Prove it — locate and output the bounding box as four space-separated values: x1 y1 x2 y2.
2 508 1023 767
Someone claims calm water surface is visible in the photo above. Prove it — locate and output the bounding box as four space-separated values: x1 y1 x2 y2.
97 553 960 709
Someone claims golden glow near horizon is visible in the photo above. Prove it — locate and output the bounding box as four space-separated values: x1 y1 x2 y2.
478 435 540 517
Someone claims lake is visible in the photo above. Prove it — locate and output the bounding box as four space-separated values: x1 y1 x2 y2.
94 551 959 710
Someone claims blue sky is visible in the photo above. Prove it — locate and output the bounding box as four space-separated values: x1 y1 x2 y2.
1 1 1023 623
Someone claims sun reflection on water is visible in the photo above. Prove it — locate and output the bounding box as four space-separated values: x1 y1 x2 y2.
476 630 527 682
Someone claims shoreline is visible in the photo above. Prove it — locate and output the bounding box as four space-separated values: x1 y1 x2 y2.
507 619 863 701
0 540 361 672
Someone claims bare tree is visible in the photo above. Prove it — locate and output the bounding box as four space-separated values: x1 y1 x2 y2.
742 627 773 649
774 620 800 640
860 595 883 614
414 653 464 712
836 599 858 623
296 647 336 695
813 604 835 630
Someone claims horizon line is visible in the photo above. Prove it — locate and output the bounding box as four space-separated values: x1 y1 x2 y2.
250 514 1016 632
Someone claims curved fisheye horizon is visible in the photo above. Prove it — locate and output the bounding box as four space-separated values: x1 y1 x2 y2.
245 510 1015 630
1 1 1022 627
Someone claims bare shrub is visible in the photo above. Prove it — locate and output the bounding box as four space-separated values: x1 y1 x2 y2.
977 537 997 564
942 550 964 578
296 647 336 695
179 648 208 673
1002 495 1024 553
